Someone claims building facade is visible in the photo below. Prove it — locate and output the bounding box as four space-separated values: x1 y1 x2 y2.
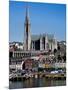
23 7 57 51
31 34 57 51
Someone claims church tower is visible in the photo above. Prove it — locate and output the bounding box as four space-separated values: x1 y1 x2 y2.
24 6 31 50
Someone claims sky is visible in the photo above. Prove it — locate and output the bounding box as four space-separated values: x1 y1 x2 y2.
9 1 66 42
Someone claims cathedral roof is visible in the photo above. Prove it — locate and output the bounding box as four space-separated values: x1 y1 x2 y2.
31 34 54 41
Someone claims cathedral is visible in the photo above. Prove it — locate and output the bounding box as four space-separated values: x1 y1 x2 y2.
24 7 57 51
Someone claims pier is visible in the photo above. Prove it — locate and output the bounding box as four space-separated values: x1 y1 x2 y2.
9 72 66 81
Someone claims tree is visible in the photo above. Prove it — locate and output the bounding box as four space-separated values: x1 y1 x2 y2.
57 55 62 62
58 45 60 51
9 52 13 58
48 49 51 54
54 48 57 55
13 45 17 51
63 52 66 62
49 49 51 52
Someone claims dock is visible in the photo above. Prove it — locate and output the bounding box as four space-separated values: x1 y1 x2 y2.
9 72 66 81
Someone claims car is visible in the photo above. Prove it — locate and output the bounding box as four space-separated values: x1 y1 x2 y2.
50 70 59 74
58 70 64 73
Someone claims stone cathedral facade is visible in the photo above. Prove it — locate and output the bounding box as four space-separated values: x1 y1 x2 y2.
24 7 57 51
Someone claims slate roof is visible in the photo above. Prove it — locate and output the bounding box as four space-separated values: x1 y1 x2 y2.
31 34 54 42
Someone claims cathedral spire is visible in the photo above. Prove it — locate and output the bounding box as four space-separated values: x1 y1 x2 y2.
25 5 30 24
24 4 31 51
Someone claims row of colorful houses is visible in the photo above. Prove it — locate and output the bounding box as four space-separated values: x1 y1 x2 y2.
9 58 66 72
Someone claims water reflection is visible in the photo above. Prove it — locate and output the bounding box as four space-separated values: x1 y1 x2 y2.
9 77 66 89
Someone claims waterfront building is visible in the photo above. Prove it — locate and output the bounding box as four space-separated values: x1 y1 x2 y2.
22 59 33 70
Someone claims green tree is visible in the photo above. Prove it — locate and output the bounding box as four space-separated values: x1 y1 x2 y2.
54 48 57 55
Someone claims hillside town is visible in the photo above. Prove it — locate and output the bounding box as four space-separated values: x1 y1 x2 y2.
9 6 66 82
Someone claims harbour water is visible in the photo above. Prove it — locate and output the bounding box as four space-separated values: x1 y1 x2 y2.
9 77 66 89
